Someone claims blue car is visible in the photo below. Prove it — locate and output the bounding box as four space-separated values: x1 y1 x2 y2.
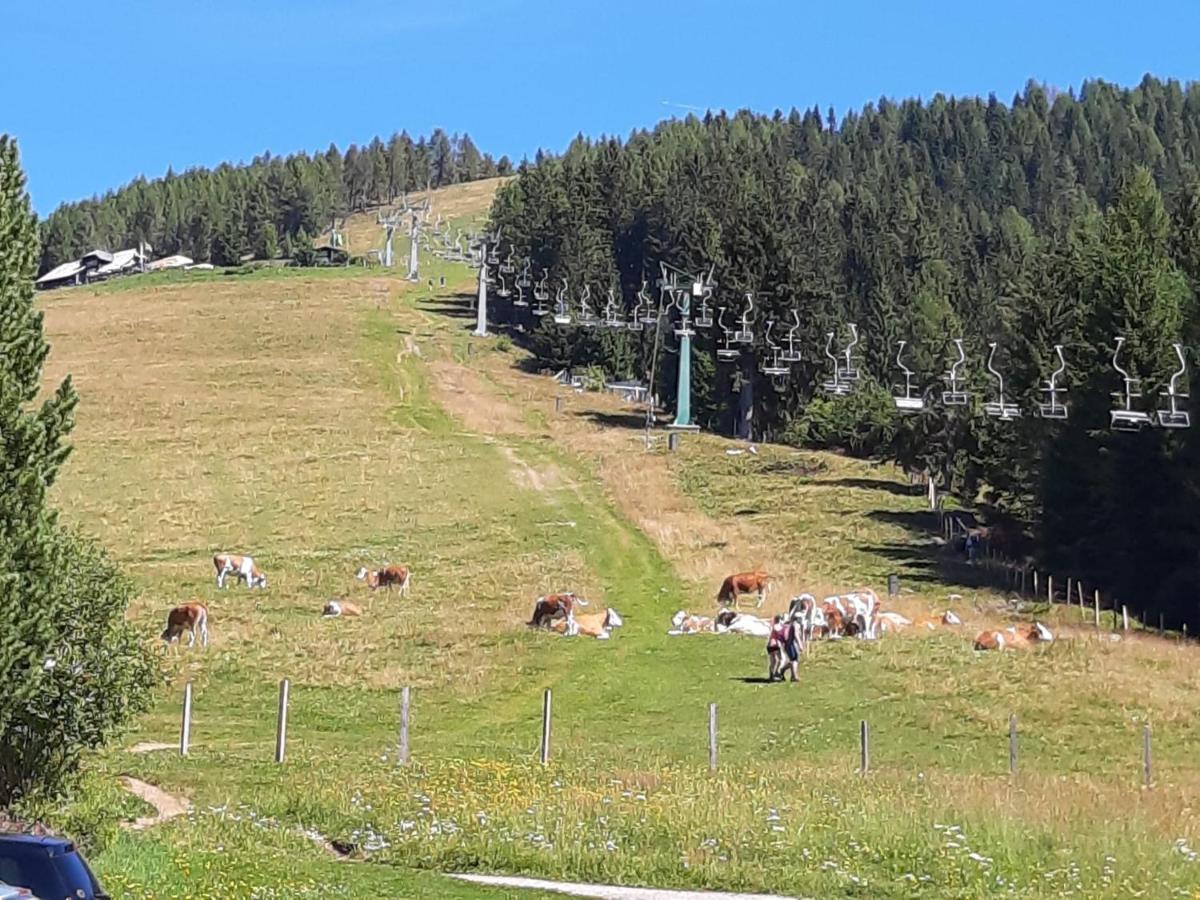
0 834 107 900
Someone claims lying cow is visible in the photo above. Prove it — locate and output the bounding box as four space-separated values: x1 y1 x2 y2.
668 611 716 635
528 592 588 633
974 622 1053 651
214 553 267 589
714 608 771 637
877 610 962 634
322 600 362 618
355 565 411 596
162 602 208 649
551 607 624 639
717 571 772 608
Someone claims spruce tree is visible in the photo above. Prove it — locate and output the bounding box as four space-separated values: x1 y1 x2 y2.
0 137 156 805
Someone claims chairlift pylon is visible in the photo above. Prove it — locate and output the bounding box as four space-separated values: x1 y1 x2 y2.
1110 337 1151 430
893 340 924 413
1036 345 1068 420
1157 342 1190 429
942 339 969 406
983 342 1021 421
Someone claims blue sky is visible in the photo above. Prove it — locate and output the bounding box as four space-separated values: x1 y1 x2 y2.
4 0 1198 215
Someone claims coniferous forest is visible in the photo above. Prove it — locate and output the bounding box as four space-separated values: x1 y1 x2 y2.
487 76 1200 629
37 130 509 272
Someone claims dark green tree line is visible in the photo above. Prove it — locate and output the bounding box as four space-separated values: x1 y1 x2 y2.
487 76 1200 628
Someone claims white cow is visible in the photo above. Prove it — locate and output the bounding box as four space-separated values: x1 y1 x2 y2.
714 608 771 637
214 553 267 589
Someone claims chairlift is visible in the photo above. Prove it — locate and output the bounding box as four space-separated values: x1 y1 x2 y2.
532 269 550 317
760 320 790 376
486 246 500 266
499 252 516 275
983 342 1021 421
553 280 572 326
1036 345 1068 420
578 285 599 328
821 332 851 395
1156 342 1190 429
733 293 755 344
496 272 511 298
516 260 532 288
603 288 626 328
893 340 924 413
693 266 715 328
638 280 658 326
716 307 740 361
942 338 969 406
513 281 528 308
1109 337 1151 430
780 310 802 363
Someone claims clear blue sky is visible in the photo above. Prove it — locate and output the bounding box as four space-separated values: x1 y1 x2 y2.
5 0 1198 215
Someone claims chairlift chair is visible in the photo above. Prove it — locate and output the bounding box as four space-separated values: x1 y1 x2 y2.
942 338 969 406
716 307 740 360
578 285 599 328
1036 345 1068 420
841 323 862 382
516 260 532 289
499 253 516 275
733 293 755 344
893 340 924 413
496 272 511 298
603 289 626 328
1109 337 1152 430
780 310 802 363
553 280 572 326
759 320 790 376
693 271 715 328
982 342 1021 420
821 332 851 395
513 282 528 308
636 281 658 326
1156 342 1190 429
532 270 550 317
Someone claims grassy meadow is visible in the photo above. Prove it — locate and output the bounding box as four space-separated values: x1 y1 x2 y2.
26 183 1200 897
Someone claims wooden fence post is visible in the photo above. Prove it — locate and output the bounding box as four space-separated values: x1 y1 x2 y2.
554 396 563 413
1047 575 1054 605
1143 724 1152 788
398 686 411 765
1122 605 1129 632
1033 571 1039 597
708 703 718 772
274 678 290 764
859 720 870 775
1093 591 1101 629
1066 577 1073 608
1008 713 1017 776
540 689 552 765
1078 580 1085 607
1020 567 1027 595
180 682 193 757
1159 612 1165 635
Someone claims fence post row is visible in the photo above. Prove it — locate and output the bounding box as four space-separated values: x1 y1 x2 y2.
708 703 718 772
275 678 290 764
179 682 193 757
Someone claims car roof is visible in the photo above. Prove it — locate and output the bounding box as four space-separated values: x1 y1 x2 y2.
0 832 72 848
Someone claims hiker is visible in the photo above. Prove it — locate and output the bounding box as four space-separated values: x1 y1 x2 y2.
778 613 801 682
767 614 794 682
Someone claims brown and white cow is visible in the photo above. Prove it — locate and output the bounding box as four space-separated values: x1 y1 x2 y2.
214 553 267 589
355 565 411 596
322 600 362 618
668 610 716 635
551 607 624 639
528 592 588 633
717 571 772 608
161 602 208 649
973 622 1053 651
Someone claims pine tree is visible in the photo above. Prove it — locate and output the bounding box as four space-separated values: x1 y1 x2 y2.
0 137 156 805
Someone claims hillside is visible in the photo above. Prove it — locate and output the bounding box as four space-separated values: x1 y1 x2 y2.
33 238 1200 897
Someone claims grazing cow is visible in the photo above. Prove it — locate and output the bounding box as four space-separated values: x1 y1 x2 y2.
714 608 772 637
355 565 411 596
974 621 1053 651
214 554 267 589
829 589 881 639
528 592 588 633
668 610 715 635
551 607 624 640
322 600 362 618
717 571 772 608
161 602 208 648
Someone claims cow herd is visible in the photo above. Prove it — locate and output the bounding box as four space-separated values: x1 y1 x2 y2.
159 554 413 649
